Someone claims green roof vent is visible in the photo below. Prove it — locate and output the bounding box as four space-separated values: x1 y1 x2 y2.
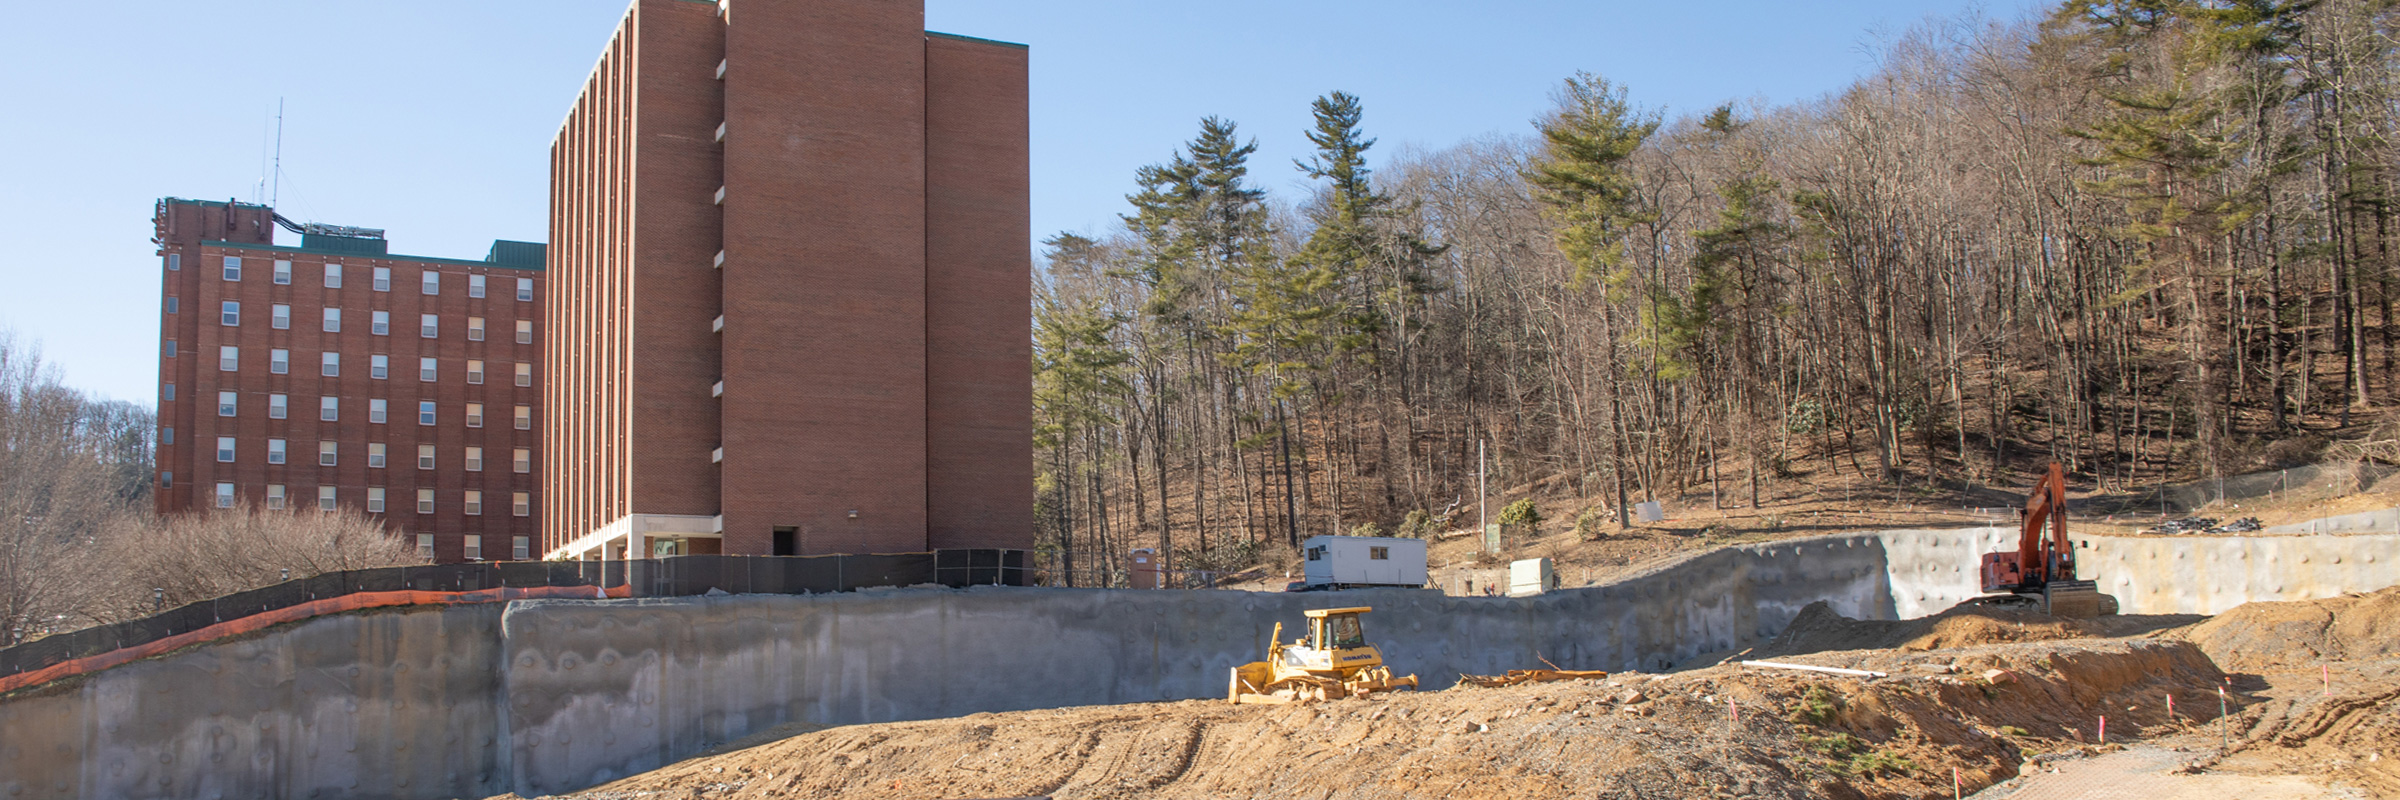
485 240 546 269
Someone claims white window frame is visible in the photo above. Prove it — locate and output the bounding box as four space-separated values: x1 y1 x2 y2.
367 487 386 513
420 357 438 382
516 277 533 301
371 354 389 380
418 401 437 426
268 393 287 419
514 362 532 387
215 482 236 508
271 304 291 330
368 442 387 469
369 398 388 424
464 491 483 516
469 274 487 298
464 446 483 472
220 300 239 327
466 359 484 384
222 256 242 282
323 308 342 333
220 346 240 372
513 536 531 560
321 352 340 377
516 319 534 344
273 260 292 285
320 396 339 422
215 436 235 463
371 310 389 336
512 491 531 517
514 405 531 430
267 438 286 465
318 440 338 466
318 485 336 511
269 348 288 375
217 390 237 417
421 271 440 296
324 263 343 288
464 534 483 560
373 266 392 292
417 444 435 470
465 402 484 428
513 447 530 473
266 484 287 509
416 489 434 515
467 316 486 341
420 314 439 339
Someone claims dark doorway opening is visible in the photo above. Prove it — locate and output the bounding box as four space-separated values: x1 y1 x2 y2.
772 527 797 556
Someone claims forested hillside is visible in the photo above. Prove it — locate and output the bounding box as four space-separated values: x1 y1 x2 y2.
1032 0 2400 582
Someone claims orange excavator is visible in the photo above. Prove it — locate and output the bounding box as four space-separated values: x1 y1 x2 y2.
1977 462 2115 618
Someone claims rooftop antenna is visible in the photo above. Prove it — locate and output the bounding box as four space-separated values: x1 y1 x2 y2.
270 98 285 209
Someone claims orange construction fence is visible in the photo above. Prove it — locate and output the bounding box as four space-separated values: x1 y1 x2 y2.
0 584 631 696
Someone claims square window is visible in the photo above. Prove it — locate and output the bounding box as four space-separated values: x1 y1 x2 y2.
464 534 483 560
268 393 287 419
512 492 531 517
267 438 286 465
513 536 530 560
321 352 340 377
371 354 389 380
167 254 181 271
373 267 391 292
1370 546 1390 560
220 346 239 372
368 487 386 513
465 446 483 472
514 405 531 430
215 436 235 463
467 360 484 384
465 402 484 428
220 300 239 326
223 256 242 281
369 398 387 424
318 485 336 511
418 401 436 426
416 488 434 514
513 448 530 473
421 272 440 296
464 491 483 516
372 311 389 336
419 357 437 382
269 348 288 374
165 296 178 314
514 362 532 387
160 427 173 446
271 304 291 329
165 340 177 358
266 484 287 509
320 396 338 422
516 277 533 301
324 263 343 288
217 391 236 417
273 260 292 285
215 482 235 508
318 440 337 466
418 444 435 470
323 308 341 333
420 314 438 338
515 319 533 344
469 274 486 298
415 533 433 553
467 316 486 341
368 442 387 468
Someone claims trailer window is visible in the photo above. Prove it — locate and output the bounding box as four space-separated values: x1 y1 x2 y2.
1370 546 1389 560
1307 547 1324 561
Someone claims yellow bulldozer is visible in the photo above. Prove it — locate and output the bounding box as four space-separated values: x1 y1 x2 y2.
1228 606 1419 704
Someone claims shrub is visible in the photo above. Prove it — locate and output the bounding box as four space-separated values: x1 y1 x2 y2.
1352 522 1384 538
1573 507 1608 540
1791 685 1839 726
1400 509 1435 538
1497 498 1543 530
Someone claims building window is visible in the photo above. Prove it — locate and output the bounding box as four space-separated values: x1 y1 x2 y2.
512 447 530 473
465 446 483 472
266 484 286 510
371 310 389 336
325 263 343 288
416 489 434 514
223 256 242 282
420 314 438 338
368 442 387 468
513 405 531 430
165 340 177 358
367 487 386 513
371 354 389 380
515 319 533 344
417 444 435 470
215 436 235 463
271 304 291 330
467 316 486 341
318 485 336 511
513 536 530 560
160 471 172 488
416 533 433 553
220 346 239 372
421 271 440 296
469 274 487 298
418 401 436 426
217 391 237 417
273 260 292 285
318 440 338 466
464 491 483 516
464 534 483 560
419 357 438 382
466 359 485 384
268 393 287 419
167 254 181 271
160 427 173 446
512 492 531 517
465 402 484 428
373 267 391 292
514 362 532 387
215 482 235 508
165 297 178 314
269 348 288 374
220 301 239 327
516 277 533 302
321 352 339 377
267 438 286 465
319 396 338 422
369 398 388 424
323 308 341 333
164 383 175 402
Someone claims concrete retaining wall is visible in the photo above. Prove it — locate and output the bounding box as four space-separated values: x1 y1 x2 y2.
2264 507 2400 535
8 525 2399 799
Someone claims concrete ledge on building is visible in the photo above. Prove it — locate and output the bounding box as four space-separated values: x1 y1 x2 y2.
546 513 725 561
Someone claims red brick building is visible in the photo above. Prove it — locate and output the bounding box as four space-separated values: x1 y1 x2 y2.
542 0 1033 559
153 198 545 563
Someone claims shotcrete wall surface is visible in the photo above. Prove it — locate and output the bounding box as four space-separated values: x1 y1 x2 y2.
7 526 2399 799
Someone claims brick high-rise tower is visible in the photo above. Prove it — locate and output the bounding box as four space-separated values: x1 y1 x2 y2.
543 0 1033 559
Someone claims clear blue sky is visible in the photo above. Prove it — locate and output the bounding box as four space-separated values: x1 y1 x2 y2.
0 0 2045 406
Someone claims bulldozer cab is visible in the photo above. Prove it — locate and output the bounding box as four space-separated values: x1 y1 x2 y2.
1308 607 1369 650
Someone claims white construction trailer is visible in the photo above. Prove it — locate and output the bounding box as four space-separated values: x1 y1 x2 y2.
1296 535 1429 590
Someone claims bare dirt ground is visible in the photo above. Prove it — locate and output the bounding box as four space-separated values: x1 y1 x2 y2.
505 587 2400 800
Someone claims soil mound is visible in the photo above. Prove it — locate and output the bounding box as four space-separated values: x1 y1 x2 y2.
2177 585 2400 673
1763 601 2097 657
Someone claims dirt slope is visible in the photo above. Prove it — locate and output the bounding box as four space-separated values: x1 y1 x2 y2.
2178 586 2400 673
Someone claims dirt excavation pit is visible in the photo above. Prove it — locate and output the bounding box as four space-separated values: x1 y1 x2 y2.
517 590 2400 800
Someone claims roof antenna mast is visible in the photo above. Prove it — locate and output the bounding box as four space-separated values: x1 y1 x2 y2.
271 98 285 209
